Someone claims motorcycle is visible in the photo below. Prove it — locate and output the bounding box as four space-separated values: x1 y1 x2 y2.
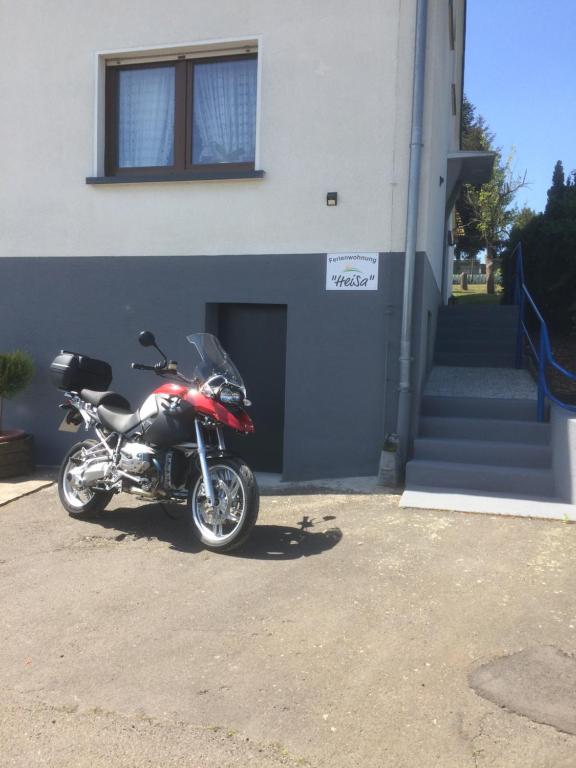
50 331 259 552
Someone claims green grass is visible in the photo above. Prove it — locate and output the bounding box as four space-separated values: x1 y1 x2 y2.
451 284 502 305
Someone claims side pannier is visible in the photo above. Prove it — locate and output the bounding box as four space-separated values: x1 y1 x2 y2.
50 351 112 392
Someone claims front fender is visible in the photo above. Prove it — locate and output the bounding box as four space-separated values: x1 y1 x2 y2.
190 447 248 481
185 391 255 434
204 447 242 461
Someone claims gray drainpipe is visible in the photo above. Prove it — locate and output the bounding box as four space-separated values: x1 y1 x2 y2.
396 0 429 473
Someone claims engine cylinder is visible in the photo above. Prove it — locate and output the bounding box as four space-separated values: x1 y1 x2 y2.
120 443 157 474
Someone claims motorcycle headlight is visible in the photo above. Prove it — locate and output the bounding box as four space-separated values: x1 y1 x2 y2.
218 386 243 405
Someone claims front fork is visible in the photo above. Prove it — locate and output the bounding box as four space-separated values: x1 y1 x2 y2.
194 419 226 510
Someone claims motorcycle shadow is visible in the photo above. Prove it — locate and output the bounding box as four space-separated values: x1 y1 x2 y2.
231 523 343 560
87 503 201 553
89 504 343 560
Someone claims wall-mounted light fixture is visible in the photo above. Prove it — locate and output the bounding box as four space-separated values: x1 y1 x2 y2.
326 192 338 206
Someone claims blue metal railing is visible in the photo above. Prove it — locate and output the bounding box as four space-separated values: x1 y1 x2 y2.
514 242 576 421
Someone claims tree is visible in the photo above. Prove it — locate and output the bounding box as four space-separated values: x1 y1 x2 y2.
500 206 536 302
545 160 566 216
455 96 493 260
461 151 527 293
512 205 537 232
503 160 576 330
455 97 527 292
550 159 565 191
460 95 493 152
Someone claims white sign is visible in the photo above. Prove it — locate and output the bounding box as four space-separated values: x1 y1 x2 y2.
326 252 379 291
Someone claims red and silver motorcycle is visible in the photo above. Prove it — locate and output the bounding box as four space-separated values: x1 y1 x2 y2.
51 331 259 552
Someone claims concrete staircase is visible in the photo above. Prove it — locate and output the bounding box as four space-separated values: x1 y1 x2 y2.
434 304 518 367
401 303 576 519
409 393 553 498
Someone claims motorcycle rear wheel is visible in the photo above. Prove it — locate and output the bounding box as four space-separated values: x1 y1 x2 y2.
189 457 259 552
58 440 114 517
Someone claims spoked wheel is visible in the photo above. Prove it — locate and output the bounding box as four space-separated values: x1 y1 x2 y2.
189 458 259 552
58 440 114 517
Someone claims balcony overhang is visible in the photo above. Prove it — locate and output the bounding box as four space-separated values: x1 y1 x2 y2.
446 151 496 211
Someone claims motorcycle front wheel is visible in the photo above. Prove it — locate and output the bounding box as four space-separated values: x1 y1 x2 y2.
189 458 259 552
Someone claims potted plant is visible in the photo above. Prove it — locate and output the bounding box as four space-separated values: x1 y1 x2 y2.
0 350 35 478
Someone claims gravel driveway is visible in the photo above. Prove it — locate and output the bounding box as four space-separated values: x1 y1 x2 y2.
1 485 576 767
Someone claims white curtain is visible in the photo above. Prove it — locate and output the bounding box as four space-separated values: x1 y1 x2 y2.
118 67 175 168
193 59 257 164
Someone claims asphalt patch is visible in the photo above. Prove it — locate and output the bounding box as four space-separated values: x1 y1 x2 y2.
469 646 576 735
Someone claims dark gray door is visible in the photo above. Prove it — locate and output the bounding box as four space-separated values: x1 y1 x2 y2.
217 304 287 473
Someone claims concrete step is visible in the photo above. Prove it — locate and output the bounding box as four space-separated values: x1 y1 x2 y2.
400 488 574 521
437 311 518 323
413 437 551 469
438 321 518 330
419 415 550 444
435 345 516 360
437 310 518 330
435 338 516 353
434 352 516 367
405 459 555 497
421 395 538 421
436 329 517 341
437 323 518 336
439 305 518 316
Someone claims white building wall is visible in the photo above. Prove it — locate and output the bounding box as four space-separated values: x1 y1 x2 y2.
417 0 464 288
0 0 421 259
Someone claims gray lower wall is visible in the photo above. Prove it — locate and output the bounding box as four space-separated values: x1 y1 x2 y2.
409 254 441 455
0 252 436 481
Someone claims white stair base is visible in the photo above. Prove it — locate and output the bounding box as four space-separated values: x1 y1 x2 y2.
401 487 576 521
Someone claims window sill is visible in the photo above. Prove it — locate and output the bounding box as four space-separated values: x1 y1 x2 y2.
86 169 265 185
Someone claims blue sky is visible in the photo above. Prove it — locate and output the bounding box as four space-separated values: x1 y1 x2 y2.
465 0 576 213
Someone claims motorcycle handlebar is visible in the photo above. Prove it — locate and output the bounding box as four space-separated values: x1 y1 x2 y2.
132 362 181 379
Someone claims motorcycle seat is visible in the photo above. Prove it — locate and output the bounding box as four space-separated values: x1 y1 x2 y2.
81 389 132 411
97 405 141 435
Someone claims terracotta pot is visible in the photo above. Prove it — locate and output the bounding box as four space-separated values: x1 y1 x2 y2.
0 432 34 479
0 429 27 444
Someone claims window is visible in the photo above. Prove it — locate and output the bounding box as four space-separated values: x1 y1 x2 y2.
448 0 455 50
103 53 259 181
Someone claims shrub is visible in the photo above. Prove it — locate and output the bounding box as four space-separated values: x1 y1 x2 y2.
502 163 576 331
0 351 35 434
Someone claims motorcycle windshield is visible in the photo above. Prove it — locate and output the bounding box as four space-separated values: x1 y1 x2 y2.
185 333 245 392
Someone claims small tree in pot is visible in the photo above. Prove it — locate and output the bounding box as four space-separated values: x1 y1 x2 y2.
0 351 35 478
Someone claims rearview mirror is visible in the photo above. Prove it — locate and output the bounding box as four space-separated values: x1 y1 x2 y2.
138 331 156 348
